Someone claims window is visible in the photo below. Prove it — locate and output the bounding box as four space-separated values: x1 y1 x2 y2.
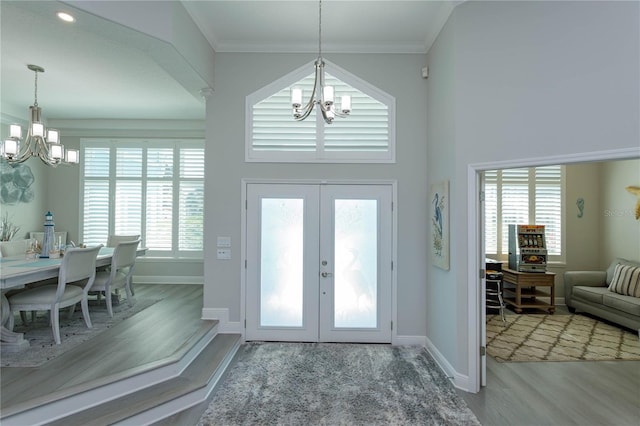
81 139 204 257
246 60 395 163
484 165 565 262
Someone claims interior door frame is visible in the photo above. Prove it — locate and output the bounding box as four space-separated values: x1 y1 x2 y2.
467 147 639 393
241 178 398 343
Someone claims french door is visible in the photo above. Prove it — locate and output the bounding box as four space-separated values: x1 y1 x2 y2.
245 183 392 343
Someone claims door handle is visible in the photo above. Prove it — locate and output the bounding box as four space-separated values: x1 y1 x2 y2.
321 272 333 278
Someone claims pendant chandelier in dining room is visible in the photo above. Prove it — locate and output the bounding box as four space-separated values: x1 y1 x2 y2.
2 64 79 167
291 0 351 124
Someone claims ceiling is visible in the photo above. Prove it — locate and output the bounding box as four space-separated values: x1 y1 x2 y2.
1 1 458 123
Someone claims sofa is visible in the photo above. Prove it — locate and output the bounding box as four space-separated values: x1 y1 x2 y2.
564 258 640 337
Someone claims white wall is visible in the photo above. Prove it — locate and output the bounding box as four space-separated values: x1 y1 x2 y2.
427 0 639 386
204 53 429 338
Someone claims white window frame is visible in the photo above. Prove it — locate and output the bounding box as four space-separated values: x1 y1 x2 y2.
79 138 204 259
484 165 566 264
246 59 396 163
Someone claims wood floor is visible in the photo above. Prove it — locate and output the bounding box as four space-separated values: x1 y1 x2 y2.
0 284 209 417
459 335 640 425
3 285 638 425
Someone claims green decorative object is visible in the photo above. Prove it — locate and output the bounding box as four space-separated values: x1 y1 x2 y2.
576 197 584 218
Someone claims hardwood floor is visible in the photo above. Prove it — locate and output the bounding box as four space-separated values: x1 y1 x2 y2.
1 284 209 416
4 285 638 425
460 328 640 425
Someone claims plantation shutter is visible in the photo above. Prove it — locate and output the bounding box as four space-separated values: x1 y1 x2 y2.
83 147 110 245
484 171 498 255
500 169 530 255
535 166 562 256
484 166 564 260
146 148 173 251
81 140 204 256
114 148 142 237
179 149 204 251
253 73 317 153
248 62 394 162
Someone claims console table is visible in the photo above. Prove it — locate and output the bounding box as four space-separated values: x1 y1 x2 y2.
501 268 556 314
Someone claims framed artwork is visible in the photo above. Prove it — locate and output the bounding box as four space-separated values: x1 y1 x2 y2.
430 180 449 270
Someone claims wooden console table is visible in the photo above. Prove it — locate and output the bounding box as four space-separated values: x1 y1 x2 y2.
501 268 556 314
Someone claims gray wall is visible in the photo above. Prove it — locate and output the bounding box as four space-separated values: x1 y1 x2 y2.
426 0 639 379
204 52 429 337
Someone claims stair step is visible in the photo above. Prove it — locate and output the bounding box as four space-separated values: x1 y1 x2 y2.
49 333 241 426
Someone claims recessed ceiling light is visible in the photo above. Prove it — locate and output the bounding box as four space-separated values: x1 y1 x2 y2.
57 12 75 23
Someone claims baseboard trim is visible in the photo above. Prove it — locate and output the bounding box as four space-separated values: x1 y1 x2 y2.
202 308 243 334
393 335 427 346
424 336 470 392
133 276 204 285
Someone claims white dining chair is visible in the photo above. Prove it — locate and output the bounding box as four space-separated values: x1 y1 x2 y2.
104 234 141 295
90 239 140 317
0 239 29 257
107 234 140 247
7 245 103 345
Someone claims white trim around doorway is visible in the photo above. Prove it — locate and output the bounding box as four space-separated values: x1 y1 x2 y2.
466 147 640 393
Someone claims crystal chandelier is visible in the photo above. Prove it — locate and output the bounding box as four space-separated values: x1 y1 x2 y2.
2 64 79 167
291 0 351 124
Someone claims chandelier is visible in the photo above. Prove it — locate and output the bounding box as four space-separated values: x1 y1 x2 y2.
2 64 79 167
291 0 351 124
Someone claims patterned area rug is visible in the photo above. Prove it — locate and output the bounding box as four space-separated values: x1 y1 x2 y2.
198 342 480 426
487 314 640 362
1 298 159 367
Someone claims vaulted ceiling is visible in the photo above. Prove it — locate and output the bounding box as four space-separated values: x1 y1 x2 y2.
1 1 458 122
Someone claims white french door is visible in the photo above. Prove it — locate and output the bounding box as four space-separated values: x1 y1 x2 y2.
245 183 392 343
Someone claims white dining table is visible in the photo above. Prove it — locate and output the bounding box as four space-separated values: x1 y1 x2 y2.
0 246 146 351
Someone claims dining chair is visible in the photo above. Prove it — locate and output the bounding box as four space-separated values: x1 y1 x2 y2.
7 245 103 345
107 234 140 247
0 239 29 257
104 234 141 295
90 239 140 317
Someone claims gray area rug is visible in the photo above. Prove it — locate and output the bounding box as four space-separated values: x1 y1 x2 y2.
1 297 158 367
198 342 480 425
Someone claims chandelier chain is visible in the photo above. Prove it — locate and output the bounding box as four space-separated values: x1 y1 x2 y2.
34 69 39 107
318 0 322 60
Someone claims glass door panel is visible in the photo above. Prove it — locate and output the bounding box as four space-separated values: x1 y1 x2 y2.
246 183 391 343
334 199 378 328
259 198 304 327
245 184 320 342
319 184 392 343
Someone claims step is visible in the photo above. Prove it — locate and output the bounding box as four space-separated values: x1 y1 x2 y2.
1 323 241 426
50 333 242 426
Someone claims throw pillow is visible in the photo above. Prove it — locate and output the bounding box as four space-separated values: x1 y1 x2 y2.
608 263 640 298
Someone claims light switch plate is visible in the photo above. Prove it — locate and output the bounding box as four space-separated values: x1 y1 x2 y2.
217 236 231 247
217 248 231 260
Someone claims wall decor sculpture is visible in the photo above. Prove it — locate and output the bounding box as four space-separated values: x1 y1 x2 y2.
0 159 35 205
430 180 449 270
626 185 640 220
